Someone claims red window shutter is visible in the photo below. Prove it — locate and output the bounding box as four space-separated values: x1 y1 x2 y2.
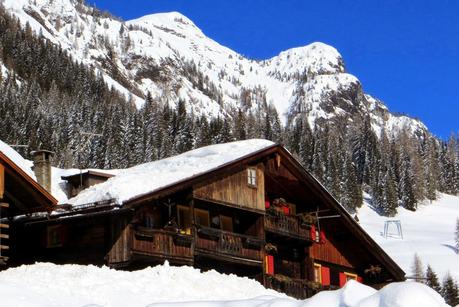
321 266 330 286
310 225 316 241
282 206 289 215
339 272 347 287
320 230 326 244
265 255 274 275
357 276 363 283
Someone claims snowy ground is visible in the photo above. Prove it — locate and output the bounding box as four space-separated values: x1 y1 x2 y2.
358 193 459 282
0 262 447 307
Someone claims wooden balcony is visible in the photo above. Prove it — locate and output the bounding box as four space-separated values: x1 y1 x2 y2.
195 226 263 265
264 213 311 241
131 227 193 263
264 275 319 299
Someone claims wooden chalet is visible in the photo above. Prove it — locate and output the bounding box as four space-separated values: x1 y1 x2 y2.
11 141 405 298
0 150 57 267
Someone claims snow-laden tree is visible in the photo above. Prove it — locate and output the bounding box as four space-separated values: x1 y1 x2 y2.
411 253 424 283
425 265 442 294
441 273 459 306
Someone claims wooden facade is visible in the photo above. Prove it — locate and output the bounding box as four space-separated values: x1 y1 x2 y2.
10 144 405 298
193 164 265 212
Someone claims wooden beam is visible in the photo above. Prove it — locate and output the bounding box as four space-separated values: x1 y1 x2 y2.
0 245 9 250
0 164 4 199
0 223 9 229
0 234 8 239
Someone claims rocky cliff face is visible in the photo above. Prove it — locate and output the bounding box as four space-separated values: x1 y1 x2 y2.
2 0 427 136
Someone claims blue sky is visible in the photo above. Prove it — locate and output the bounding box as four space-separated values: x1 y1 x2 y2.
92 0 459 139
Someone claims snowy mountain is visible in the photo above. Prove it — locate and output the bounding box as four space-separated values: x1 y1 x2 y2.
1 0 427 136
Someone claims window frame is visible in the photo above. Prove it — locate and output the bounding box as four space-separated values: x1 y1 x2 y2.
194 208 210 227
220 215 233 232
313 263 322 284
247 167 257 187
177 205 191 230
344 272 358 281
47 225 63 248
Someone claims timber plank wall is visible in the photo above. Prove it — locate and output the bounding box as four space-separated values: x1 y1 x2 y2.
193 164 265 211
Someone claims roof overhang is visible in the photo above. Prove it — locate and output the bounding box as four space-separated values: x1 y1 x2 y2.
0 151 57 215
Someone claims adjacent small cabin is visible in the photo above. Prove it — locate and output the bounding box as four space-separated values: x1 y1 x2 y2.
61 170 114 198
10 140 405 298
0 148 57 267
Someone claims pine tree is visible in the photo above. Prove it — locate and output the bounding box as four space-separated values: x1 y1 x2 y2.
425 265 442 294
411 253 424 283
442 273 459 306
298 119 313 171
399 151 417 211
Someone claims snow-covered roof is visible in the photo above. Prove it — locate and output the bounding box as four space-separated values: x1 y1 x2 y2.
67 139 275 206
0 140 36 181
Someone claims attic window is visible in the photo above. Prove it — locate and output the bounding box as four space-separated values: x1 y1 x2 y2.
247 168 257 187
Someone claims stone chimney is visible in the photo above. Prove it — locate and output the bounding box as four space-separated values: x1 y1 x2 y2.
32 150 54 193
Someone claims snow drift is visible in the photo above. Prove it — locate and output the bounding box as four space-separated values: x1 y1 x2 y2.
0 262 447 307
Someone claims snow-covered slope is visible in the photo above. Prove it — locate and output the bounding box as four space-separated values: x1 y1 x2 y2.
0 262 448 307
1 0 427 136
358 193 459 282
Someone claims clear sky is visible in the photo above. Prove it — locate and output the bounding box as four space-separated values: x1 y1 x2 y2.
92 0 459 139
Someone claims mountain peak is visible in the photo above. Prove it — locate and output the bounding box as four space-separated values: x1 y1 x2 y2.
268 42 344 76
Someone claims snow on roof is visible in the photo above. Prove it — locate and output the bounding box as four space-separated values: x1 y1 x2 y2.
67 139 275 206
0 140 36 181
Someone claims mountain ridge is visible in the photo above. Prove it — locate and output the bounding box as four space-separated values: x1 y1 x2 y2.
1 0 428 136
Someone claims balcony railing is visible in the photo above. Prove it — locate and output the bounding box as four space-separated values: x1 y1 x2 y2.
264 213 311 240
132 227 193 261
264 275 319 299
195 226 263 261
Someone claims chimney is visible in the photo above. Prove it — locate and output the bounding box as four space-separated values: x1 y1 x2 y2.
32 150 54 193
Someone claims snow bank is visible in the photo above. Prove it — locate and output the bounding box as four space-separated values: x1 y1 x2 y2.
67 139 275 206
0 263 448 307
0 139 36 180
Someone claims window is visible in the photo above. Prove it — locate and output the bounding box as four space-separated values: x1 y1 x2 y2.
177 205 191 230
194 208 210 227
313 263 322 283
47 225 63 248
339 272 358 287
220 215 233 232
345 272 358 281
247 168 257 187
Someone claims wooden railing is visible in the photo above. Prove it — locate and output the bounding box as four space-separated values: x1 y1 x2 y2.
264 276 319 299
195 226 263 261
264 214 311 240
132 228 193 260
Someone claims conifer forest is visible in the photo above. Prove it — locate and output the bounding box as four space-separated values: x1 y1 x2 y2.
0 6 458 218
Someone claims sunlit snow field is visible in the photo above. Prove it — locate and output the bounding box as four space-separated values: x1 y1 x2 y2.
358 193 459 281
